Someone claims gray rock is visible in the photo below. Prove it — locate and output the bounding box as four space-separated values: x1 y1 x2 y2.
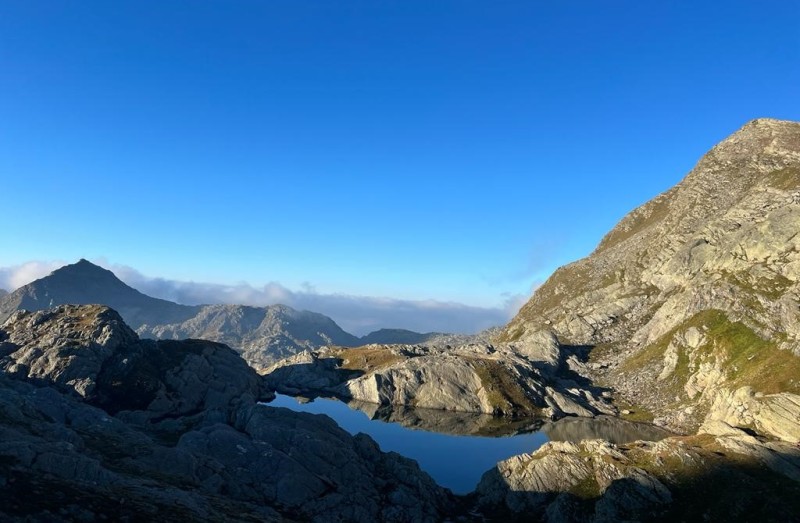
475 439 671 520
705 386 800 443
0 305 454 522
265 342 615 418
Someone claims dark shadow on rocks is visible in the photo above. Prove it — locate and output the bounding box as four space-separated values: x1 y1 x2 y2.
263 355 364 398
555 344 617 404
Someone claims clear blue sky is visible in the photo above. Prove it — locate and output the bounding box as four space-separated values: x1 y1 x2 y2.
1 1 798 308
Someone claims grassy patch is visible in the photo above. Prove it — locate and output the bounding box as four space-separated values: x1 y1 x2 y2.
596 190 674 253
616 400 656 423
708 319 800 395
762 166 800 191
620 310 800 398
720 269 792 303
329 347 403 373
569 474 602 499
467 358 538 415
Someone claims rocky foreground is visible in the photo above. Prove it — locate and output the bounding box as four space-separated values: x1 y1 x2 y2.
0 305 452 522
1 304 798 522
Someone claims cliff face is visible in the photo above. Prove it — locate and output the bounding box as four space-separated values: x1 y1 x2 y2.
501 118 800 434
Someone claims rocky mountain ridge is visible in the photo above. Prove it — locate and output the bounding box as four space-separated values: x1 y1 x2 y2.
0 260 199 329
500 118 800 436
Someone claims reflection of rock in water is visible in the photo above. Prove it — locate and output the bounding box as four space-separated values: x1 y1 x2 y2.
543 415 672 444
346 399 545 437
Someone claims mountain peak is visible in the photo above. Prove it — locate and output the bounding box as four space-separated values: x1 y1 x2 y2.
704 117 800 166
0 259 199 328
53 259 114 277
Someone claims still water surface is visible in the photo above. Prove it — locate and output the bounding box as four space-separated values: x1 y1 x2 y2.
268 394 669 494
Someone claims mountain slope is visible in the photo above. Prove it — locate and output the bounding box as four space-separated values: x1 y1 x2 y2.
501 118 800 434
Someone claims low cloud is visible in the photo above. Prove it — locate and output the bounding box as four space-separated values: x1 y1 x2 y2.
1 260 530 336
109 263 518 335
0 260 68 292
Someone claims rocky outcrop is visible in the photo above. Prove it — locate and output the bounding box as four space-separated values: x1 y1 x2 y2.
476 439 673 520
704 387 800 443
265 340 616 418
475 434 800 522
0 305 454 522
698 419 800 482
499 118 800 440
0 305 139 397
0 305 265 423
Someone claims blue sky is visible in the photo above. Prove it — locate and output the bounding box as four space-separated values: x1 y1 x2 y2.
1 2 798 327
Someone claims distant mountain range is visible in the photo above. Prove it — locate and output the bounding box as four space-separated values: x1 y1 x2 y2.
0 260 468 370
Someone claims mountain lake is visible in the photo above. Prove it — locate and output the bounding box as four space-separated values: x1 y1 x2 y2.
266 394 671 494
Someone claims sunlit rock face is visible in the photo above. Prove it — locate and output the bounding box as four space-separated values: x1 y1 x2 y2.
501 118 800 437
475 433 800 521
264 341 617 419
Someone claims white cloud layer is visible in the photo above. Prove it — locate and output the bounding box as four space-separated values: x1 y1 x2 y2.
0 260 68 292
0 260 530 336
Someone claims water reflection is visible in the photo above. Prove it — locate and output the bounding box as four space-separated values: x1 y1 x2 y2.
267 394 671 494
543 415 672 444
345 398 545 436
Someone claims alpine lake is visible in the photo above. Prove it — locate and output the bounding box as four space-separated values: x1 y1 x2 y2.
266 394 671 494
